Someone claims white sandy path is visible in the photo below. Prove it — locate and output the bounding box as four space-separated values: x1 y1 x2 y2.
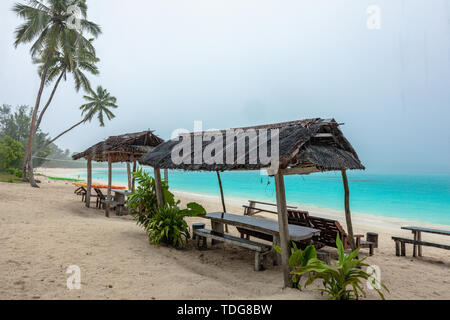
0 176 449 300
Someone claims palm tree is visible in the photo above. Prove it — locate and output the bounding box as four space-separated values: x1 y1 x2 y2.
12 0 101 187
33 48 100 136
33 86 118 155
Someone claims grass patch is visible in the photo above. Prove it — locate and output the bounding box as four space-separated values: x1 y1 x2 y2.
0 172 25 184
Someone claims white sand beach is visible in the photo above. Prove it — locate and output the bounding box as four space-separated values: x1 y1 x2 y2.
1 169 449 300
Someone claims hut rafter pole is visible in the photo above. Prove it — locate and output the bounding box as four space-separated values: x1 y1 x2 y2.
154 167 164 207
132 160 137 191
216 171 229 233
274 172 292 288
216 171 226 216
341 170 356 250
85 156 92 208
106 154 112 218
127 162 132 191
164 169 169 183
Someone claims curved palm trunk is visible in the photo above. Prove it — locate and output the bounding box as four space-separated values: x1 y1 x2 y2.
32 119 85 157
34 72 65 135
23 57 51 187
342 170 356 250
26 72 65 183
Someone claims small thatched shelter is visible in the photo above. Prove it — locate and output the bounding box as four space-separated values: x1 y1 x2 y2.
139 118 364 287
73 130 164 216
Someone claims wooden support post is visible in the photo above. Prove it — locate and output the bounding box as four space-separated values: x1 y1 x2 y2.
86 157 92 208
341 170 356 250
216 171 227 215
154 167 164 207
216 171 228 233
132 160 137 191
164 169 168 182
127 162 132 191
418 231 422 257
413 231 418 257
248 200 256 216
274 172 292 288
106 155 112 218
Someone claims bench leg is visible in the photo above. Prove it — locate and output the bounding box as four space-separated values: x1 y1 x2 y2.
417 232 422 257
369 244 374 256
412 231 417 257
254 252 262 271
211 221 224 246
401 241 406 256
195 235 201 249
195 236 207 249
395 240 400 256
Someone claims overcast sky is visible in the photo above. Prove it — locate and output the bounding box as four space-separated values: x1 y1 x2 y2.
0 0 449 173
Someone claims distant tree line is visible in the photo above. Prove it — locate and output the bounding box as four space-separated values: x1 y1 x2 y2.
11 0 118 187
0 104 79 174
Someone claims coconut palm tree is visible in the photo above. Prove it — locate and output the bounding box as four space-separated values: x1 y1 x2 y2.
12 0 101 187
33 48 100 136
33 86 118 155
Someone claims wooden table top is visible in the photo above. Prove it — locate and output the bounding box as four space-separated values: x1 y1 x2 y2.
112 189 132 195
204 212 320 241
401 226 450 236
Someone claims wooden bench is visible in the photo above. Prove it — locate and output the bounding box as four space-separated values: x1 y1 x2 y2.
392 236 450 257
400 226 450 257
193 225 272 271
243 200 297 216
308 216 375 255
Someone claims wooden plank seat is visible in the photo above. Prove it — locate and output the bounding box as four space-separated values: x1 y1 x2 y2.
307 216 374 255
237 209 310 242
93 188 106 209
74 186 97 203
392 236 450 257
243 200 297 216
193 228 272 271
237 208 375 255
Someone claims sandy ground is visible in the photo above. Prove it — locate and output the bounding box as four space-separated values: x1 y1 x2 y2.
0 171 449 300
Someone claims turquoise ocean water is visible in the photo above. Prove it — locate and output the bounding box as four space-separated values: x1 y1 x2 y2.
73 168 450 226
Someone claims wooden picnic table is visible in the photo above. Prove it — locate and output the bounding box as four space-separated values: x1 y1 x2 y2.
204 212 320 243
111 189 132 215
401 226 450 257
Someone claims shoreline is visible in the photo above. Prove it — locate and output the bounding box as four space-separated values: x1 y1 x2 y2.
2 174 450 299
37 167 450 230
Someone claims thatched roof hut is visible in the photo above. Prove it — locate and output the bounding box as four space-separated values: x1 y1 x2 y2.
139 118 364 288
73 130 163 162
73 130 164 216
140 118 364 172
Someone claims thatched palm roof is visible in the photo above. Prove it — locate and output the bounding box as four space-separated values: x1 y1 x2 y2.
139 118 364 172
72 130 164 162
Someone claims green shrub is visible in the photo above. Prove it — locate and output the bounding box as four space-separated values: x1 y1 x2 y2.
14 169 22 178
6 167 16 175
292 235 389 300
0 136 24 171
273 242 317 289
146 203 206 248
127 168 175 216
128 168 206 248
146 205 190 248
